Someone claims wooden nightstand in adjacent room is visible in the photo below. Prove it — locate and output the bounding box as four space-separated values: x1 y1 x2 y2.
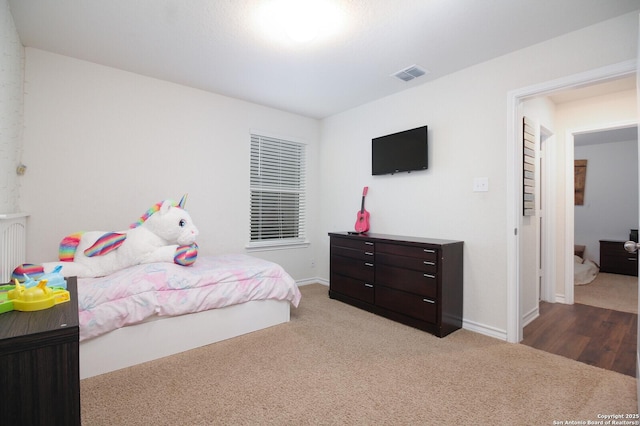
600 240 638 276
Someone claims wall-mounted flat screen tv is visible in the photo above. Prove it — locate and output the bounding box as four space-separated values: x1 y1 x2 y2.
372 125 428 175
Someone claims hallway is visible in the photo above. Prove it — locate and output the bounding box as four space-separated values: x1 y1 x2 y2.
522 301 636 377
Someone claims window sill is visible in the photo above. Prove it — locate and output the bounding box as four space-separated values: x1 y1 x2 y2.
245 240 310 252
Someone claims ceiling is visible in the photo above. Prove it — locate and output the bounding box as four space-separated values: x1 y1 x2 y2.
7 0 640 119
548 76 637 105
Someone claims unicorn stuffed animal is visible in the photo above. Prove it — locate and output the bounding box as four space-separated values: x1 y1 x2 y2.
13 195 199 279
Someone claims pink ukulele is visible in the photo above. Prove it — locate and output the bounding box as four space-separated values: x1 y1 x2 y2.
354 186 370 233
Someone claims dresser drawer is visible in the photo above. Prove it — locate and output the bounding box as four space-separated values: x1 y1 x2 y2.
376 243 438 261
600 240 630 256
331 255 375 282
376 264 436 298
330 273 374 304
331 237 375 252
376 252 437 273
375 286 437 324
600 255 638 276
331 245 375 261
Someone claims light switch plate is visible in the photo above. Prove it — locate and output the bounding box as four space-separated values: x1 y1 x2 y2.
473 177 489 192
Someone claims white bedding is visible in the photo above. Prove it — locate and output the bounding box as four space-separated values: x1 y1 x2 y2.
574 255 599 285
77 254 301 341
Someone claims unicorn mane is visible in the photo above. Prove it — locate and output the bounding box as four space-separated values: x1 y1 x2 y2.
130 195 188 229
130 199 178 229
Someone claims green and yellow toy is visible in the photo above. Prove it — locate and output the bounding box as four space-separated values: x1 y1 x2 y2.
0 285 14 314
0 279 70 313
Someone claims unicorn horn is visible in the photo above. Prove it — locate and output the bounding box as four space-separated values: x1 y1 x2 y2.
179 194 188 208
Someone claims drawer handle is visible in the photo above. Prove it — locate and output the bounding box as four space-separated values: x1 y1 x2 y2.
423 261 435 266
423 298 435 304
365 251 374 256
423 273 435 279
365 242 374 246
629 258 637 261
423 249 435 253
365 262 374 267
364 283 373 288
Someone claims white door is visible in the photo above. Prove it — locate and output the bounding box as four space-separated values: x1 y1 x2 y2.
624 18 640 408
539 127 555 303
622 178 639 410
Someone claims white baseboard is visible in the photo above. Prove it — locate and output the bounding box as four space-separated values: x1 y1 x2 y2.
555 293 566 304
522 305 539 327
463 319 507 341
296 277 329 286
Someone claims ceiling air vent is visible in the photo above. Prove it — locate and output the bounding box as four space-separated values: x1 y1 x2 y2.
391 65 429 82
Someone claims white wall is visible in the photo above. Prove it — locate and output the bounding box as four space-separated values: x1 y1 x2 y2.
20 49 321 281
318 12 639 338
575 139 638 262
0 0 24 213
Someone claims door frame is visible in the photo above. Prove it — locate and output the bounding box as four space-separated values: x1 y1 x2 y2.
506 59 637 343
539 125 556 304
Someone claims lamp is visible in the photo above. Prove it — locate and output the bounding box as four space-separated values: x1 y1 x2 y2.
255 0 343 44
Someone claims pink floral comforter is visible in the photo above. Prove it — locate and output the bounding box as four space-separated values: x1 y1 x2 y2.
77 254 301 341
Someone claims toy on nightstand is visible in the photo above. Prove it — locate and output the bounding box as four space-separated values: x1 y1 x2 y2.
0 285 14 314
20 265 67 289
8 279 70 312
0 278 70 313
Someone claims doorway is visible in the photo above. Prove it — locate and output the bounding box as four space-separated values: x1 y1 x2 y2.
506 59 637 343
570 124 639 306
519 87 638 378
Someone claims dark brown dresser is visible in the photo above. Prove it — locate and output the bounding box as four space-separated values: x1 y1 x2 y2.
600 240 638 276
329 232 463 337
0 276 80 426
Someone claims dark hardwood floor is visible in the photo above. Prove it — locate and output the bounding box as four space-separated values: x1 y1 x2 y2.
522 301 637 377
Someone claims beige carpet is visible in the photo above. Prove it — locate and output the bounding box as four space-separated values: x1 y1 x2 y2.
81 284 637 425
575 272 638 314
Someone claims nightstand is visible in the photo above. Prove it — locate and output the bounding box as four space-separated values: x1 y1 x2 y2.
600 240 638 276
0 276 80 425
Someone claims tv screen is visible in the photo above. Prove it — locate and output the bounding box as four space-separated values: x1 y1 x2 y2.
372 125 428 175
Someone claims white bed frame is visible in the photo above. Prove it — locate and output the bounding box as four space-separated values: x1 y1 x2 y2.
80 299 290 379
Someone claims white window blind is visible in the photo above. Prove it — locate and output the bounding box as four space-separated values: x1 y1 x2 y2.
250 134 306 246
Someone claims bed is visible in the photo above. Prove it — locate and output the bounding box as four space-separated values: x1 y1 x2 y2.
77 254 301 379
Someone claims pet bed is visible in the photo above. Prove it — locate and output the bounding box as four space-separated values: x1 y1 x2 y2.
574 255 599 285
78 254 301 378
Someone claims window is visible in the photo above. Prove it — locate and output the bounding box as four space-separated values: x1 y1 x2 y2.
249 133 307 248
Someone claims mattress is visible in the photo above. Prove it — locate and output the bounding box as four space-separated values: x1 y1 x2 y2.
77 254 301 341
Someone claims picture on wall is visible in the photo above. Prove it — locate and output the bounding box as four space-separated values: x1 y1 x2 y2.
574 159 587 205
